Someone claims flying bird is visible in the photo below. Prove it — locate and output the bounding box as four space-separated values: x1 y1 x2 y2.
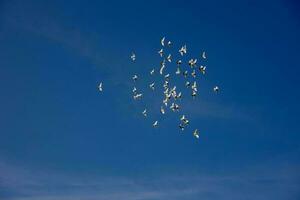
164 73 170 80
132 87 137 94
150 69 155 75
161 37 165 46
160 106 165 114
213 86 219 93
188 59 197 68
191 69 196 78
185 81 191 87
193 129 199 139
199 65 206 75
202 51 206 59
191 90 197 98
153 120 159 127
179 45 187 56
142 109 147 117
180 115 189 125
133 93 142 100
191 81 197 91
158 49 163 57
179 124 185 131
183 70 188 78
132 75 138 81
176 67 181 75
130 52 136 61
167 54 172 62
176 92 182 99
159 60 166 75
98 82 103 92
149 82 155 90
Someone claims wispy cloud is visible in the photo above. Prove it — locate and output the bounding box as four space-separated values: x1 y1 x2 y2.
0 159 299 200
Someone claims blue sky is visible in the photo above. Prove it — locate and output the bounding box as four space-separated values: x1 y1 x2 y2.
0 0 300 199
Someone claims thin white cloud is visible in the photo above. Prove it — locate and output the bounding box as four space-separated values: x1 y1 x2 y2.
0 159 299 200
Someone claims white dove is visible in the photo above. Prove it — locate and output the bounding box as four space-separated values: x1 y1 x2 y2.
130 52 136 61
142 109 147 117
149 82 155 90
202 51 206 59
132 87 137 94
179 45 187 56
98 82 103 92
133 93 142 100
160 106 165 114
193 129 199 139
188 59 197 68
213 86 219 93
153 120 159 127
150 69 155 75
158 49 163 57
167 54 172 62
159 60 166 75
176 67 181 75
199 65 206 75
132 75 138 81
161 37 165 46
191 69 196 78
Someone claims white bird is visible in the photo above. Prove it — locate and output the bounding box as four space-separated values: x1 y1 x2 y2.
98 82 103 92
167 54 172 62
191 69 196 78
133 93 142 100
174 103 180 111
180 115 189 125
180 115 186 121
160 106 165 114
188 59 197 68
183 70 188 78
176 92 182 99
153 120 158 127
170 86 176 92
176 67 181 75
149 82 155 90
179 45 187 56
163 98 168 107
185 81 190 87
199 65 206 75
167 41 172 46
191 81 197 91
191 90 197 98
163 81 169 89
176 60 182 65
130 52 136 61
161 37 165 46
132 75 138 81
170 103 179 111
170 103 175 111
159 60 166 75
179 124 185 131
142 109 147 117
193 129 199 139
158 48 163 57
202 51 206 59
150 69 155 75
132 87 137 94
213 86 219 93
164 73 170 80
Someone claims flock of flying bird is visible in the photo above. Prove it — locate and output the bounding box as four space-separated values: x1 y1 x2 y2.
99 37 220 140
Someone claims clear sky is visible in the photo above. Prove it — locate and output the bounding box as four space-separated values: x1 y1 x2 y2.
0 0 300 199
